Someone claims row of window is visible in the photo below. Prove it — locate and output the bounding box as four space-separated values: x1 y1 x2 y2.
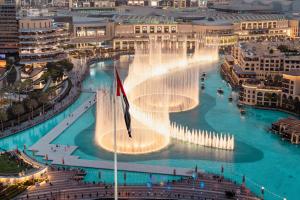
241 21 277 30
20 21 52 29
135 26 177 34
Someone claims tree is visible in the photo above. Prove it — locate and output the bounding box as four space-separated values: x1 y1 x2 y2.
38 92 49 114
40 71 51 84
46 62 64 81
22 79 33 93
6 65 17 85
24 98 38 119
12 103 25 124
57 59 74 72
0 109 8 131
273 75 282 87
12 81 23 102
277 45 289 52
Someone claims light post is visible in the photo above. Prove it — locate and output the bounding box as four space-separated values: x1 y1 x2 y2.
192 172 196 190
261 186 264 200
221 165 224 176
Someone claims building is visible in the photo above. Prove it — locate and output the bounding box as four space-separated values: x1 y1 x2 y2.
127 0 145 6
208 0 231 5
18 17 67 67
222 41 300 114
173 0 186 8
282 71 300 110
227 41 300 86
0 0 19 55
74 0 115 8
272 118 300 144
237 70 300 113
71 17 114 49
288 19 299 39
239 82 281 107
236 16 292 41
112 15 237 51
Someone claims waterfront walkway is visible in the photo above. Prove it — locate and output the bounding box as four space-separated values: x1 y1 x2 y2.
15 168 259 200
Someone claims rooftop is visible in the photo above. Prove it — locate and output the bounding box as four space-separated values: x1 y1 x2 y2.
191 18 232 26
233 64 256 75
57 6 288 25
113 14 175 24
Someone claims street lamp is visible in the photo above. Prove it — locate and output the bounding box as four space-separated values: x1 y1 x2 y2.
261 186 264 199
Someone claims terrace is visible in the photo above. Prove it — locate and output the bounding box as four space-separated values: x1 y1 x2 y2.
272 118 300 144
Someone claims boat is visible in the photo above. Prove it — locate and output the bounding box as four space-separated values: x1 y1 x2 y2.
217 88 224 94
201 77 205 82
201 84 205 90
228 96 233 102
237 103 243 108
202 72 206 77
240 109 246 115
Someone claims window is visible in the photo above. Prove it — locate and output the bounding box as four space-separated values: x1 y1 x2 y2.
164 26 169 33
157 26 162 33
150 26 155 33
142 26 147 33
171 26 176 33
135 26 140 34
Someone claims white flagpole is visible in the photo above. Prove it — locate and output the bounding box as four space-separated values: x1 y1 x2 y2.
113 64 118 200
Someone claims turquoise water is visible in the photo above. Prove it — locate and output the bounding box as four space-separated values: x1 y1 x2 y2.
1 60 299 200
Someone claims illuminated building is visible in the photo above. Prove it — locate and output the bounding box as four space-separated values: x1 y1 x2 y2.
19 17 67 67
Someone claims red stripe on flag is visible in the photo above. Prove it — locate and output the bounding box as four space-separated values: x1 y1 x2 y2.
115 69 126 97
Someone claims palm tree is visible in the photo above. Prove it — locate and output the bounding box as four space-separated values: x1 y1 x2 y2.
25 98 38 119
12 103 25 124
38 92 49 114
0 109 8 132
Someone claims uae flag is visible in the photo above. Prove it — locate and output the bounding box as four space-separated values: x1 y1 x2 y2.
115 69 132 138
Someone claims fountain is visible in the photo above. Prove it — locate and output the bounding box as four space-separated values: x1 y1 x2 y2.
95 40 234 154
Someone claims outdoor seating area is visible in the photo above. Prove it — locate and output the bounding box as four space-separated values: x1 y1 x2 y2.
15 167 258 200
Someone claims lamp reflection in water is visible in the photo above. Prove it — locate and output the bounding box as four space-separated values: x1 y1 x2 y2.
95 40 234 154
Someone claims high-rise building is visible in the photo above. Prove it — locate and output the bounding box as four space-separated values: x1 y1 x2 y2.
0 0 19 55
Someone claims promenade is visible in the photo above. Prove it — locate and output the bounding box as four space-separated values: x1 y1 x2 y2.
15 168 259 200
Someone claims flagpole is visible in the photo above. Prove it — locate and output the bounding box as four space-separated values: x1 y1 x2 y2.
113 64 118 200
